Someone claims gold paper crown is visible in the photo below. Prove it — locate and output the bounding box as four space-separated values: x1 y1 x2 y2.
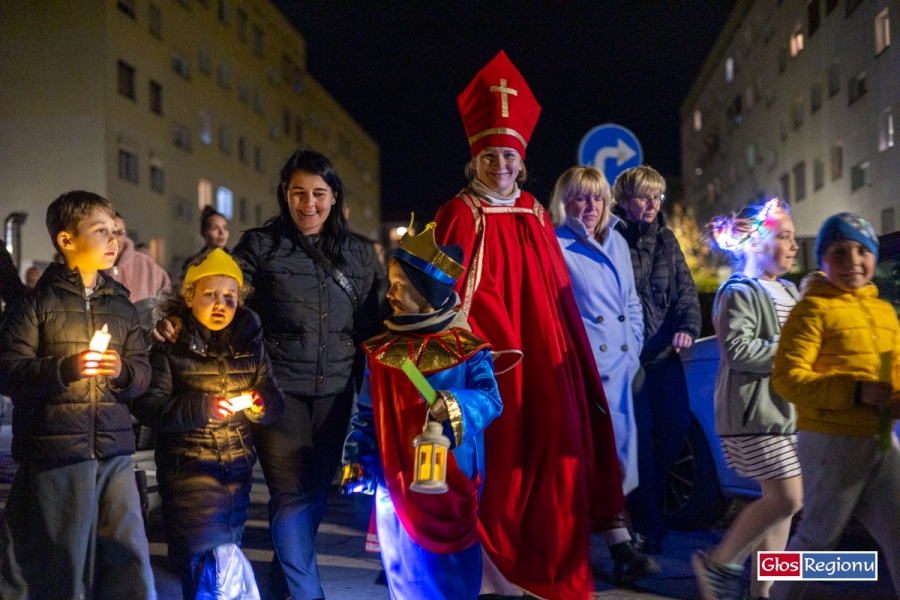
398 220 465 281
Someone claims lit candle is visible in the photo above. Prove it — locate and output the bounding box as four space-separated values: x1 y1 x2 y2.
226 393 254 412
89 324 111 353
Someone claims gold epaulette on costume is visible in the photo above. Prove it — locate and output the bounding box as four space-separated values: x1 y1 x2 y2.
362 329 489 374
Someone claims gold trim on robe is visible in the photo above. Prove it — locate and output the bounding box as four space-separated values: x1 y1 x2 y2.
362 329 490 374
439 390 464 447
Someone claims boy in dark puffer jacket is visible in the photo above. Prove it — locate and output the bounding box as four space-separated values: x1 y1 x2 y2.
0 191 155 599
132 248 284 599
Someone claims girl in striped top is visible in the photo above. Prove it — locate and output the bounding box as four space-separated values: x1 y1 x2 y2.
692 199 803 600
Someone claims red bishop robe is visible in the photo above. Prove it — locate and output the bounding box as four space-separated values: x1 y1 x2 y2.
434 190 625 600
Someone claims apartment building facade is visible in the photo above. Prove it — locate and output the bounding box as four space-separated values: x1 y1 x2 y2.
0 0 380 274
682 0 899 266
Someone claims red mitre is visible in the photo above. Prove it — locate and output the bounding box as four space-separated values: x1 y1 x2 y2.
457 50 541 159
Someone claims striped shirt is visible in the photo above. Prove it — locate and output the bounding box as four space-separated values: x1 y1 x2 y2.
757 279 797 327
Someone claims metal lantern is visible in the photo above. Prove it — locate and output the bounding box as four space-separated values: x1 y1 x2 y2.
410 421 451 494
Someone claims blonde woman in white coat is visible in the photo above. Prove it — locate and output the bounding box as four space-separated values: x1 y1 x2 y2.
553 166 657 586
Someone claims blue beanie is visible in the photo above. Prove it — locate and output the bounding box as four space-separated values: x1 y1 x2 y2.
814 213 879 267
396 243 465 309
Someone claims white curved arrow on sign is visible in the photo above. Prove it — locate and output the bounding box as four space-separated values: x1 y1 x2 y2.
593 138 637 169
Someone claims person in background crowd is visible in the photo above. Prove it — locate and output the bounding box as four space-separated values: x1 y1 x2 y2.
434 51 624 600
0 242 26 317
133 248 284 600
693 199 802 600
135 242 151 255
24 265 42 289
157 148 378 600
0 191 154 599
108 213 171 330
771 213 900 600
182 206 231 273
552 166 659 586
613 165 701 556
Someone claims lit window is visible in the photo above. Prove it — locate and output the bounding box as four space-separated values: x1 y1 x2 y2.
850 161 870 192
876 8 890 55
790 25 804 57
725 57 734 82
198 179 213 210
149 238 166 267
746 144 756 167
199 111 212 145
216 187 233 220
880 108 894 151
693 110 702 131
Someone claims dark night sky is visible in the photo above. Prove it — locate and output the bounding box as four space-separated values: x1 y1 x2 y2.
272 1 737 223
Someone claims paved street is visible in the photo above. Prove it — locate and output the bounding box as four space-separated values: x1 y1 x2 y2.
0 419 894 599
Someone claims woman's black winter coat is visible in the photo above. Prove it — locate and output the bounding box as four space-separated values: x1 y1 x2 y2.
232 223 377 397
613 209 702 360
132 307 285 564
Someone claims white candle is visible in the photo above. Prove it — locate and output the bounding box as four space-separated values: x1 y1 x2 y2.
89 324 111 353
226 393 254 412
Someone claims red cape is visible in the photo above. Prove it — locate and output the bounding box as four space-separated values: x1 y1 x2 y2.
363 329 489 554
434 192 625 600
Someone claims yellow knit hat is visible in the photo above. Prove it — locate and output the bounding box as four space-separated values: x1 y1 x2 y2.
184 248 244 287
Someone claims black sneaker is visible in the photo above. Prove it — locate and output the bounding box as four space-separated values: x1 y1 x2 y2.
633 532 663 555
609 540 661 585
692 550 744 600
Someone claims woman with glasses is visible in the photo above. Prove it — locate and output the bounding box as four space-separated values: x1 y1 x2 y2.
612 165 701 555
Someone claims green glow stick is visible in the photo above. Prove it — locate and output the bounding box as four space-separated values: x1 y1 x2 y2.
401 358 437 406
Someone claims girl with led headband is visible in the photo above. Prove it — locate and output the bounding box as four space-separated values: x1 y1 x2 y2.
693 198 803 600
133 248 285 599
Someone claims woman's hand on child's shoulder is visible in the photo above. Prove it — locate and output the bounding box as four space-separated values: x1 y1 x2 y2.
151 316 182 344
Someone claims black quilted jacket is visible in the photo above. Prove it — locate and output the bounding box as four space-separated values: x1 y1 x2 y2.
232 224 377 397
614 210 702 360
0 262 150 464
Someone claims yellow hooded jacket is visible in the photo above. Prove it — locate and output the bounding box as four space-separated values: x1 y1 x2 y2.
772 272 900 436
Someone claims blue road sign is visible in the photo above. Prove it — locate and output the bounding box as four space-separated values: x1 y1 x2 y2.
577 124 643 184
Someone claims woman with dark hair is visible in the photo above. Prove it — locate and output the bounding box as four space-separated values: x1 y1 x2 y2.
234 148 376 600
181 206 230 273
157 148 377 600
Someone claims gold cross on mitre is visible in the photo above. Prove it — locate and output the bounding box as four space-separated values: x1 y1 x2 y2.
489 78 518 118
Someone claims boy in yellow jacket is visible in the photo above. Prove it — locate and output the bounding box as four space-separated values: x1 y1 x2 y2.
772 213 900 600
